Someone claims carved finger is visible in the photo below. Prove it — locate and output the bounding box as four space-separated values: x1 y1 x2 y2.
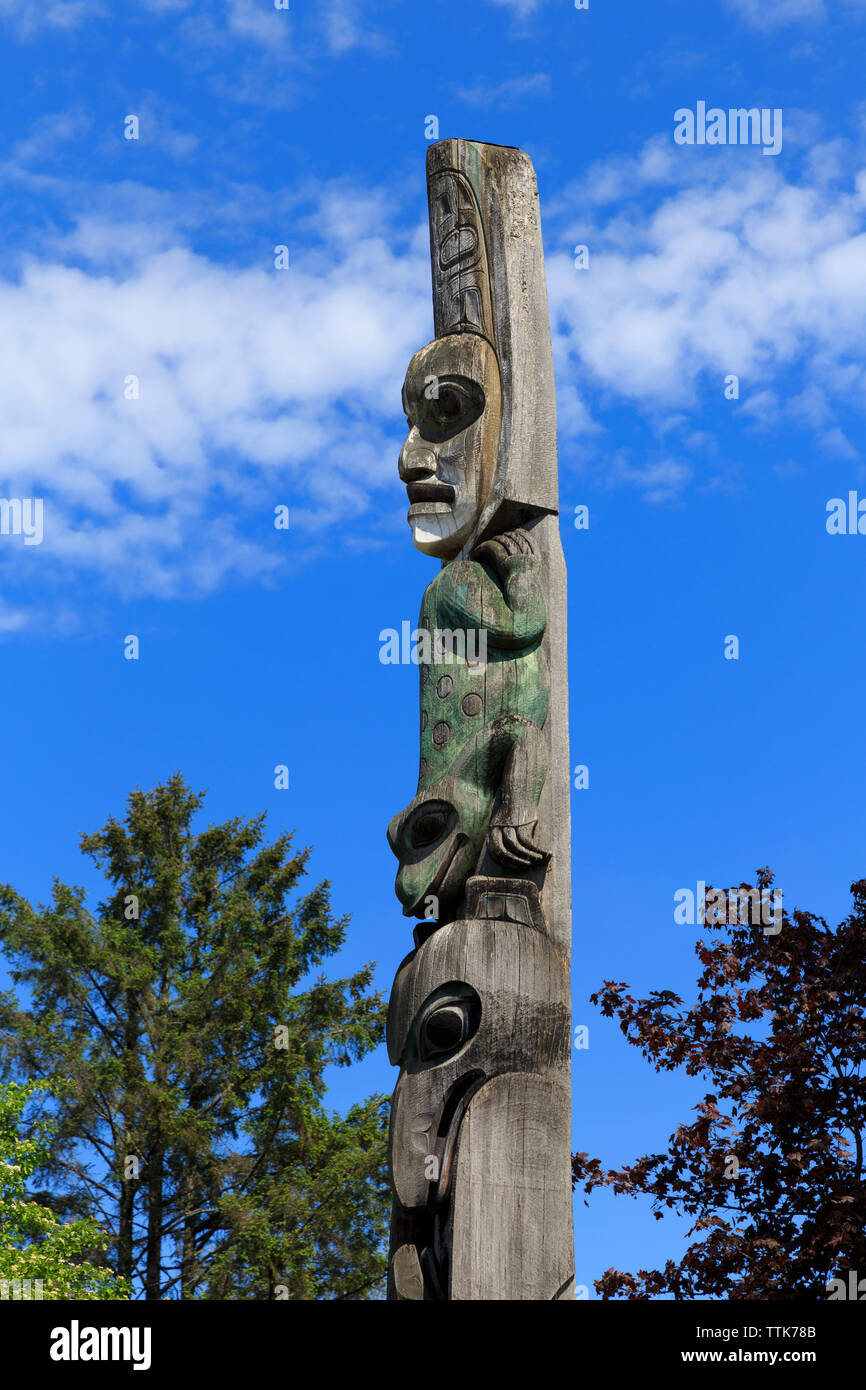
504 825 548 866
488 826 528 867
496 529 533 557
472 537 509 571
489 825 539 869
514 823 551 865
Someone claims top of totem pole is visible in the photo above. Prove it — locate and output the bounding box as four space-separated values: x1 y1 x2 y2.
425 138 559 545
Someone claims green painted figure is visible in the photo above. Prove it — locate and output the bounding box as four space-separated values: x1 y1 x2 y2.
387 325 551 924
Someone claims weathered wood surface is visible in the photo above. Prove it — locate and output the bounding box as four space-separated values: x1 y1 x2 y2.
386 139 573 1300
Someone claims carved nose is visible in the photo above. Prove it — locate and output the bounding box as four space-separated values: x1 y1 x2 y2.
399 445 437 483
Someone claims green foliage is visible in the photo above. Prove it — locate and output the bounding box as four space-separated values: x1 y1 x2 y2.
0 774 390 1299
0 1079 129 1300
206 1095 391 1300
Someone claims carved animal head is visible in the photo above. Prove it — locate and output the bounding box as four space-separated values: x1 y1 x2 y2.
386 776 494 922
399 334 501 561
388 714 546 921
386 906 571 1223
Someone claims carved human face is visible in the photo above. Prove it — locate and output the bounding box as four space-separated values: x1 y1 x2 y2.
399 334 501 560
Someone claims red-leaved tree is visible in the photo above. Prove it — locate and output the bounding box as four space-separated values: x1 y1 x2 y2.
573 870 866 1299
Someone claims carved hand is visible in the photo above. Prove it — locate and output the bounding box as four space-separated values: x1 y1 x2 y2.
488 819 551 871
471 528 536 573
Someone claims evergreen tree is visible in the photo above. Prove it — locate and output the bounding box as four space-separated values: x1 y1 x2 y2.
0 774 389 1299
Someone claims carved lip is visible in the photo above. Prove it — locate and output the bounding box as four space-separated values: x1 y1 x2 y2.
403 832 467 919
407 481 455 506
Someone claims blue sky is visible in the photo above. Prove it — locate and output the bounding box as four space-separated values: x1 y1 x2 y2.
2 0 866 1294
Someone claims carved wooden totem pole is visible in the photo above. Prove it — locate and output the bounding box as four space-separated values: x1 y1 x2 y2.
386 139 573 1300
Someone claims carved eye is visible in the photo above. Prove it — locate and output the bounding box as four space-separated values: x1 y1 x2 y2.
415 985 481 1065
409 802 453 850
420 1005 469 1058
431 385 467 424
419 377 484 441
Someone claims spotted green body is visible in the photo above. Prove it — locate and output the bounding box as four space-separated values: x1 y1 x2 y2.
417 553 548 790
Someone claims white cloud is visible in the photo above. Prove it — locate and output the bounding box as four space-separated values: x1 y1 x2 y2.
321 0 387 55
487 0 544 17
0 0 382 63
773 457 805 478
224 0 290 48
0 599 30 632
820 427 859 459
460 73 550 107
7 122 866 617
610 455 692 504
0 193 429 605
8 109 93 167
0 0 104 36
724 0 866 27
547 138 866 445
725 0 825 29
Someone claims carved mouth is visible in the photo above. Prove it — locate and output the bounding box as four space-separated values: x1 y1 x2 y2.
407 481 455 517
430 1071 486 1207
403 832 467 919
407 481 455 503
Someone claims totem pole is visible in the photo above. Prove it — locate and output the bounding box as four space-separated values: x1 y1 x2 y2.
386 139 573 1300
